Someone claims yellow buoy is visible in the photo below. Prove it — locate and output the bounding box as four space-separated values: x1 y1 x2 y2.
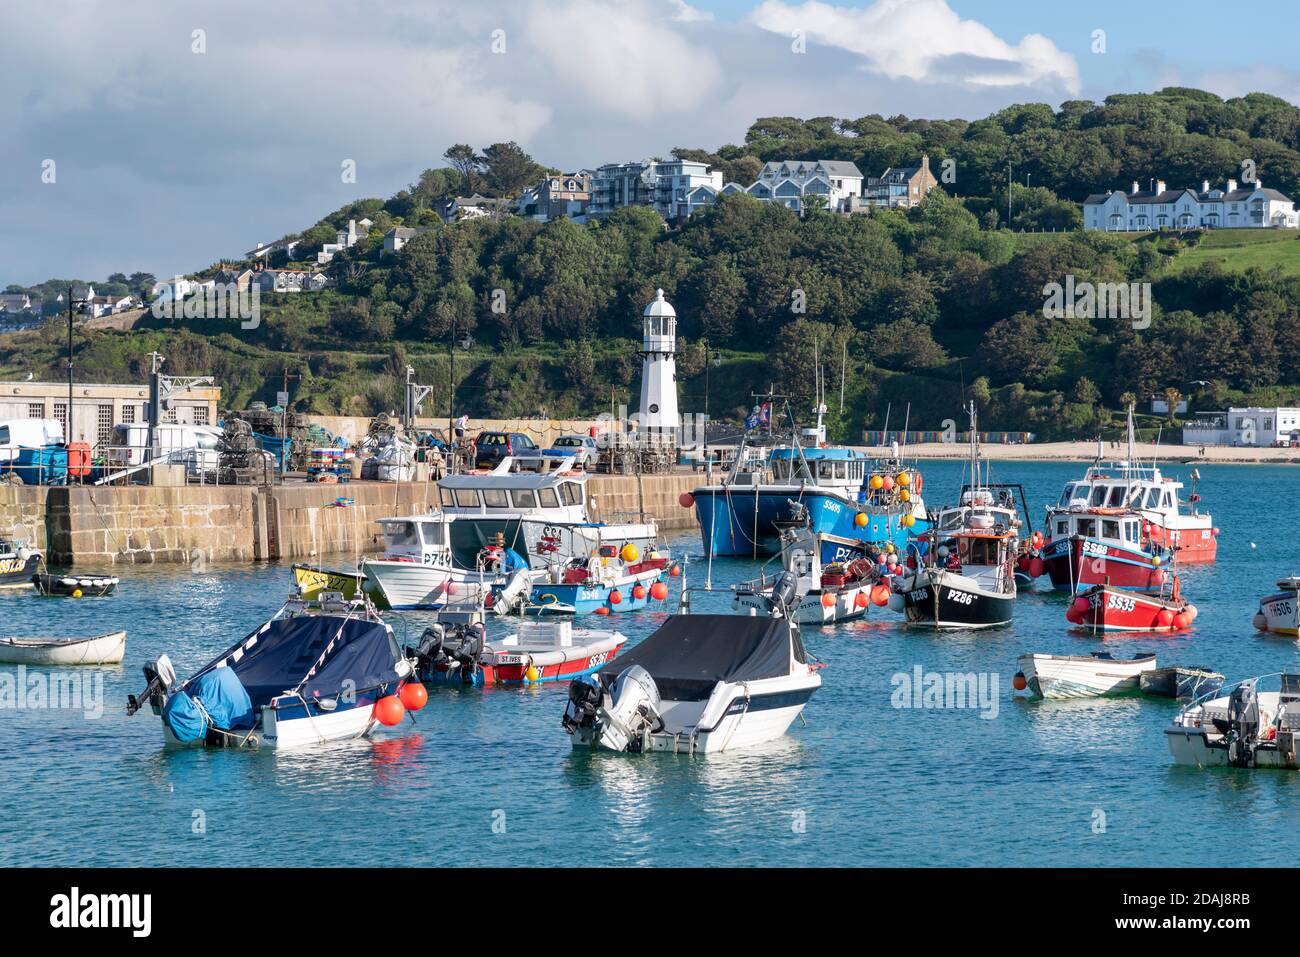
620 543 640 563
1150 555 1162 566
901 514 916 528
854 512 868 528
71 588 83 599
869 475 884 490
899 489 911 502
897 472 911 487
525 665 541 683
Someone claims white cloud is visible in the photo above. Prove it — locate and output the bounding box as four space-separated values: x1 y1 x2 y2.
749 0 1080 94
669 0 715 22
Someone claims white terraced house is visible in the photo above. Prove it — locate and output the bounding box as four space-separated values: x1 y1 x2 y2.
1083 177 1300 231
746 159 864 213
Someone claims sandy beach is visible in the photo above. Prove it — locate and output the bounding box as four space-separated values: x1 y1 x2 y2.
860 441 1300 465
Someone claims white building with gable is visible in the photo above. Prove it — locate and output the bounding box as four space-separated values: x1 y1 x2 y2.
1083 177 1299 231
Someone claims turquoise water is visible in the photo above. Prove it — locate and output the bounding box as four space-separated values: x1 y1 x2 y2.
3 460 1299 867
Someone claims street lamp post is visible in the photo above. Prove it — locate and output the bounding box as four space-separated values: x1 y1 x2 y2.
65 286 89 445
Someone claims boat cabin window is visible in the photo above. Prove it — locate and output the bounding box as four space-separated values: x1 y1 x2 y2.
453 489 480 508
1076 518 1096 537
1089 485 1109 507
560 482 583 506
1102 520 1120 540
384 522 421 548
1142 488 1160 509
511 489 538 509
1057 484 1076 507
439 487 455 508
482 489 509 508
538 488 560 509
0 426 8 445
816 461 836 481
1107 486 1125 507
1124 520 1139 544
1057 520 1068 535
1163 491 1173 508
965 538 1000 565
419 521 446 546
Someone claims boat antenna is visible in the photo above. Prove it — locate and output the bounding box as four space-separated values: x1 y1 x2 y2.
881 402 891 450
899 402 911 461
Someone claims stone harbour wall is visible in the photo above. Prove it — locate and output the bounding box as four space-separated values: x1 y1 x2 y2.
0 485 50 551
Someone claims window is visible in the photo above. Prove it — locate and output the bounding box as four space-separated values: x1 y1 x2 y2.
561 482 583 506
0 427 8 445
453 489 481 508
1102 520 1120 540
1144 488 1161 509
97 404 113 445
511 489 538 509
383 522 421 548
1107 486 1125 507
1077 519 1096 537
26 402 42 419
1057 484 1075 507
193 405 209 426
1090 485 1109 507
53 402 68 438
1057 520 1068 536
440 487 456 508
539 488 559 508
121 404 135 424
482 489 509 508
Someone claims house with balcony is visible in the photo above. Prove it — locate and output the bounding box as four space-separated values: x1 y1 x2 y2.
587 160 723 221
852 155 938 210
1083 177 1300 231
746 159 864 213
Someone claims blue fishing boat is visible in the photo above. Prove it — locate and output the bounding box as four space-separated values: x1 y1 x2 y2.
691 438 930 559
524 551 672 616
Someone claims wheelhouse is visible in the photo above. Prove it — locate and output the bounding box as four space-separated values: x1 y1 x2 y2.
1049 510 1144 548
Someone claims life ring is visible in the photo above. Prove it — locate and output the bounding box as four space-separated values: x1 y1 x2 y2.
913 471 923 495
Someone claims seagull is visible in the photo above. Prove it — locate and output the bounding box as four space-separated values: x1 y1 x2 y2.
24 372 32 381
1251 543 1257 549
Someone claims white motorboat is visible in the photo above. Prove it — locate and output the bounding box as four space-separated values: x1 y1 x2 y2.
733 517 882 625
0 630 126 665
1253 577 1299 636
1167 674 1300 769
1016 651 1157 700
435 456 658 569
0 537 41 589
127 593 419 749
413 619 627 686
563 580 821 754
361 514 535 612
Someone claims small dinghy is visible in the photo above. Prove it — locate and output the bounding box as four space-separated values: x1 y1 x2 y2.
413 618 626 686
1167 674 1300 769
32 573 118 597
0 630 126 665
563 578 821 754
127 593 419 749
1140 665 1223 700
292 563 368 602
1016 651 1157 700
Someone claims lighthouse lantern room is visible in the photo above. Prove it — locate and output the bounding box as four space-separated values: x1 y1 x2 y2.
638 288 679 438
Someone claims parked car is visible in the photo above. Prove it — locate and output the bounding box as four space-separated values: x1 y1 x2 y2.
105 423 224 475
473 431 543 470
543 433 600 470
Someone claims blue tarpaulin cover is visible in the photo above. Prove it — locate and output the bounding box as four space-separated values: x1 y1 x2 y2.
163 667 254 743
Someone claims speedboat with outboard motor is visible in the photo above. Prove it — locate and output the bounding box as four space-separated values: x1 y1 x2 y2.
412 617 626 686
1253 577 1299 636
1041 409 1216 591
0 537 41 589
733 507 885 625
126 592 420 749
1016 651 1157 700
688 400 927 558
361 515 535 612
1166 674 1300 768
562 572 821 754
892 405 1019 630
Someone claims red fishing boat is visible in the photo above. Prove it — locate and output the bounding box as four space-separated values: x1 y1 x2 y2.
1068 575 1198 633
1041 411 1216 591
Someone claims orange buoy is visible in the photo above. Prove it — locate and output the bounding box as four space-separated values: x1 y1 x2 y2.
1029 557 1044 578
1174 612 1191 630
854 592 869 609
679 492 695 508
821 592 836 608
632 585 647 601
854 512 869 528
650 581 669 600
374 695 405 726
1157 609 1175 628
1072 596 1090 614
594 606 611 616
609 589 623 605
871 584 891 607
668 564 681 577
399 682 428 711
1013 671 1027 691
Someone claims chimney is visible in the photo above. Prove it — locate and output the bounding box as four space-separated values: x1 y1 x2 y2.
1131 180 1140 195
1156 179 1167 195
1227 178 1237 193
1201 179 1210 194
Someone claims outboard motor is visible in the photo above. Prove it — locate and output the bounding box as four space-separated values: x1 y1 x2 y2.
770 571 799 620
492 565 532 616
593 665 662 753
562 675 604 734
410 624 447 678
1227 679 1261 768
127 654 176 716
440 622 485 683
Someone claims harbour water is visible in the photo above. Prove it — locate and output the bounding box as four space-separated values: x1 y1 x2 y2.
3 460 1299 867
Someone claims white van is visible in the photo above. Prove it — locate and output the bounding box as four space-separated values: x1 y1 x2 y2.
106 423 224 473
0 418 65 465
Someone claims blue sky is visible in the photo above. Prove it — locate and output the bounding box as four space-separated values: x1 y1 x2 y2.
2 0 1298 284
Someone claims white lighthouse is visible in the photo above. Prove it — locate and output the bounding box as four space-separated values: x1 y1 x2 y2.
637 288 679 437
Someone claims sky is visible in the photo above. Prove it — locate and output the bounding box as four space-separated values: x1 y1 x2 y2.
3 0 1299 285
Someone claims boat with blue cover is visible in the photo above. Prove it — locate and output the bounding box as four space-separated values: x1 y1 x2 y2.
126 592 417 749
